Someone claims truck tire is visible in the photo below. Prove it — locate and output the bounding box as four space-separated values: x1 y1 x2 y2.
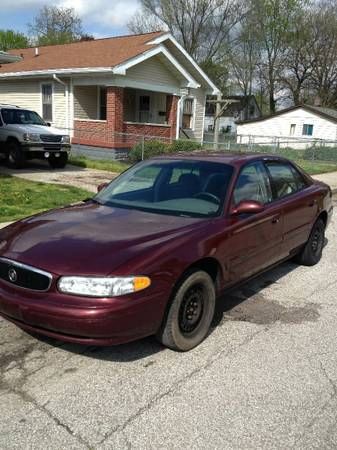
7 140 26 169
48 152 68 169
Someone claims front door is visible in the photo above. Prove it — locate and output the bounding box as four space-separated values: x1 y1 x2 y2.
221 161 283 284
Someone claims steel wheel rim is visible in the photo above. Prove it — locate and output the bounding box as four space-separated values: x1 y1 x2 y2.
311 228 323 254
178 284 205 334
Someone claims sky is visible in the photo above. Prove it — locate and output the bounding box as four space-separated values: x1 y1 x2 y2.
0 0 141 38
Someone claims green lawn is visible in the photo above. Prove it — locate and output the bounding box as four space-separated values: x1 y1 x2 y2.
69 154 337 176
69 156 131 173
293 159 337 175
0 174 91 223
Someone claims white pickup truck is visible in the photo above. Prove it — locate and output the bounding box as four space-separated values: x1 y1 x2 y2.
0 104 71 169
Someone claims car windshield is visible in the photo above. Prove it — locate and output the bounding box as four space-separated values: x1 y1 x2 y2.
1 108 46 126
95 159 234 218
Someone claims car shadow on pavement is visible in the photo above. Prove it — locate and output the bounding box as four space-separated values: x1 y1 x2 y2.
212 257 323 328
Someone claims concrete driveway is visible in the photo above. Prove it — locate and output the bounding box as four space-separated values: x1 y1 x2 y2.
0 198 336 449
0 160 116 193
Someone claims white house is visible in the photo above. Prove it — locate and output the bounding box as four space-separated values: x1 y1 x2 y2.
236 105 337 149
0 32 220 150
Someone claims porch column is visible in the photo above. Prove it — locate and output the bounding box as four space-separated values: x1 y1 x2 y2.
107 87 124 144
167 95 179 141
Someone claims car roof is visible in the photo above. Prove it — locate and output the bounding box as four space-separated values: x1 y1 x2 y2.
152 152 290 166
0 104 20 109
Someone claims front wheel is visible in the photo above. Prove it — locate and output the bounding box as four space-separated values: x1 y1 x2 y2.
294 218 325 266
7 140 26 169
156 270 215 351
48 153 68 169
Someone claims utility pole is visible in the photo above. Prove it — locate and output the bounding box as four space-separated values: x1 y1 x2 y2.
208 96 240 150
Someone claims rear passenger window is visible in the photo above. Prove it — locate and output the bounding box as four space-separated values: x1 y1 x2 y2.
265 162 307 200
233 162 272 205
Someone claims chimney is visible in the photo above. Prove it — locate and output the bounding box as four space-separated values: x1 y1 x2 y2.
35 47 39 57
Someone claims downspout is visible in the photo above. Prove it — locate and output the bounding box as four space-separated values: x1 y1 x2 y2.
53 74 69 132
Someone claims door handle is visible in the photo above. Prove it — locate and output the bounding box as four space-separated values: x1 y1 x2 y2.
308 200 317 207
271 216 280 224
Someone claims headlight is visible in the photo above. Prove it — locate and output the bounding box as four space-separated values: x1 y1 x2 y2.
23 133 40 142
61 135 70 144
58 276 151 297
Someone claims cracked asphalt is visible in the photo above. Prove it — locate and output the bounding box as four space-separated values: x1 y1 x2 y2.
0 197 336 449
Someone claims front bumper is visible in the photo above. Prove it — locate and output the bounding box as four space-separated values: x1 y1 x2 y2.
0 281 165 346
21 143 71 153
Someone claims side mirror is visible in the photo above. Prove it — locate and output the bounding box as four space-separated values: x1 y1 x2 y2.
46 122 51 127
97 182 108 193
231 200 265 216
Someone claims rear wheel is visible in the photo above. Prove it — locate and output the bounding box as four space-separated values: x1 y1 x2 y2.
156 270 215 351
295 218 325 266
48 152 68 169
7 140 26 169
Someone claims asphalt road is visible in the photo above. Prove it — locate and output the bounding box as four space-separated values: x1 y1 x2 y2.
0 197 336 449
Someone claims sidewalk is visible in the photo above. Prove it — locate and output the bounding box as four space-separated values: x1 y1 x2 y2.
312 172 337 193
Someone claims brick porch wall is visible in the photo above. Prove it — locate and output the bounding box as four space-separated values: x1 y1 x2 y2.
72 88 179 149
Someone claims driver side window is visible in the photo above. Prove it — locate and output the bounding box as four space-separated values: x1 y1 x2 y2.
233 162 272 205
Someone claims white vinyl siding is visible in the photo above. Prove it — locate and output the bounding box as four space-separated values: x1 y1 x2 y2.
181 88 206 141
0 80 40 112
74 86 98 120
126 55 181 87
53 80 68 130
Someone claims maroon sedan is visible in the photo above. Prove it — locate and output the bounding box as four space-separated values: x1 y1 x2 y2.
0 154 333 351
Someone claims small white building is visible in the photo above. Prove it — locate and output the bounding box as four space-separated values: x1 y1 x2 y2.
236 105 337 149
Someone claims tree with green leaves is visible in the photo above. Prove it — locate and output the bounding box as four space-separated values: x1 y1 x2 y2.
28 6 84 46
250 0 305 113
0 30 29 51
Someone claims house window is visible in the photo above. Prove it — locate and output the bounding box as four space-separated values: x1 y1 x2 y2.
99 87 107 120
139 95 150 122
290 124 296 135
182 98 194 129
302 124 313 136
41 83 53 122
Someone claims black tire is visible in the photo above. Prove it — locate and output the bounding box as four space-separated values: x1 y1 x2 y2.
48 152 68 169
295 218 325 266
6 140 26 169
156 270 216 351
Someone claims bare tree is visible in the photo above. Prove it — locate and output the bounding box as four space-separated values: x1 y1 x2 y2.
28 6 84 46
279 11 315 105
128 0 245 63
228 18 260 100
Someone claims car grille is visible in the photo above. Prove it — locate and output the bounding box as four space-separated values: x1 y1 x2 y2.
40 134 62 143
0 258 52 291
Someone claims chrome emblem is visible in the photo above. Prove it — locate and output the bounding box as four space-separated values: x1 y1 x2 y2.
8 268 18 283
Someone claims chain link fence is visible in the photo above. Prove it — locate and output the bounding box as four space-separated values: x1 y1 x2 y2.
56 125 337 167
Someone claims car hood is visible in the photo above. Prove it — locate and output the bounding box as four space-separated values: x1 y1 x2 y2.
0 202 204 276
5 124 66 135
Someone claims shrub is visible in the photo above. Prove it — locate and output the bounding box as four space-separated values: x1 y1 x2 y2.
303 146 337 162
128 140 170 162
170 139 202 153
